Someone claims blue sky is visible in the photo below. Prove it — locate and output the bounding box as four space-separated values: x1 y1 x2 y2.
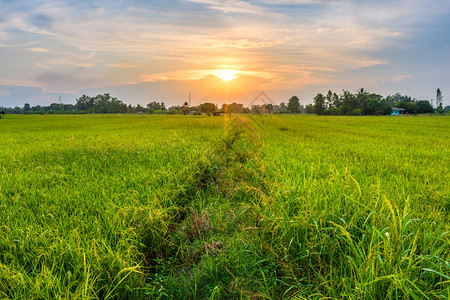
0 0 449 107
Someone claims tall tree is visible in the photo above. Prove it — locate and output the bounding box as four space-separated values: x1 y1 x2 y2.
287 96 301 113
356 88 369 113
341 90 357 115
313 93 326 115
305 104 314 114
146 101 166 112
332 92 340 108
264 103 274 114
436 88 443 108
75 95 94 112
180 102 190 115
366 94 382 115
326 90 333 109
274 102 287 114
23 103 31 112
198 102 217 115
228 102 245 113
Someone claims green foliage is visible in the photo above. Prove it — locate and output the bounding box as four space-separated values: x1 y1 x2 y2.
356 88 369 111
0 114 448 299
75 94 96 111
386 93 413 104
23 103 30 112
274 102 288 114
1 89 441 117
404 101 416 114
287 96 301 113
341 90 357 115
305 103 314 114
436 88 443 108
264 103 274 113
306 90 435 116
366 93 383 115
198 102 217 115
415 100 434 114
227 102 245 114
313 93 326 115
146 101 166 112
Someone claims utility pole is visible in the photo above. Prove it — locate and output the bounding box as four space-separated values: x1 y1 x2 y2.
189 92 191 106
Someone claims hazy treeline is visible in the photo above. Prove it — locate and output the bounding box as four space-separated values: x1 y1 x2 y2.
1 94 128 115
1 89 448 115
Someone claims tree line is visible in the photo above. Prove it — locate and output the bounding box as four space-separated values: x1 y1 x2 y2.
1 89 448 115
308 88 446 115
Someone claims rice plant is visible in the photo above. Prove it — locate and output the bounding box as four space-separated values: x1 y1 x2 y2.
0 114 448 299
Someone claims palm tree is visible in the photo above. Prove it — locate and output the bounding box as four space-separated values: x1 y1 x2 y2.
356 88 369 114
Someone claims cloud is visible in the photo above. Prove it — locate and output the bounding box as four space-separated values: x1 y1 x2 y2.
35 71 96 94
39 59 93 68
0 85 66 107
0 0 448 106
183 0 265 14
107 63 137 69
28 47 50 53
260 0 332 6
391 74 413 83
209 38 286 49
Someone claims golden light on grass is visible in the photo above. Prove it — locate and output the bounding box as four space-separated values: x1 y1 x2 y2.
217 69 238 81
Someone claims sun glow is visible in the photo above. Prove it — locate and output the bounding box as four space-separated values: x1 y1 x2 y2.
217 69 238 81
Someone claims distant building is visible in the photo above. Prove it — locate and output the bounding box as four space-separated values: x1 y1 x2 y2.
213 109 231 116
391 107 406 115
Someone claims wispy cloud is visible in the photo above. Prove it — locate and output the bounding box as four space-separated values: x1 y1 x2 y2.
183 0 266 14
39 59 93 68
107 63 137 69
208 38 286 49
391 74 414 83
28 47 50 53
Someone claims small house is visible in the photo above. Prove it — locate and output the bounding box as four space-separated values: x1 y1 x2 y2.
213 109 231 116
0 110 5 119
391 107 405 116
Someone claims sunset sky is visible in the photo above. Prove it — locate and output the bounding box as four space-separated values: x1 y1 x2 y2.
0 0 449 107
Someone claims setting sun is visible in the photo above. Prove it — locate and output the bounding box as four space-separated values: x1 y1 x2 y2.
217 69 238 81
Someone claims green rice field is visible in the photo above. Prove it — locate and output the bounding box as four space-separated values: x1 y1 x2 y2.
1 114 449 299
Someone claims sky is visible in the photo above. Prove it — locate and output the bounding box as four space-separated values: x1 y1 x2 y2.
0 0 449 108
